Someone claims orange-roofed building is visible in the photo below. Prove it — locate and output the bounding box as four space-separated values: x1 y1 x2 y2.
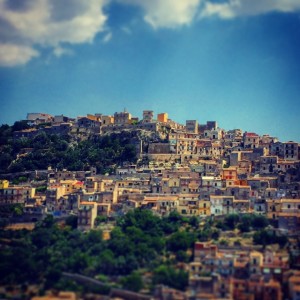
194 242 218 262
157 112 168 123
222 167 238 181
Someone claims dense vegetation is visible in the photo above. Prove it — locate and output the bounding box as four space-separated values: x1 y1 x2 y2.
0 210 196 295
0 209 289 297
0 123 137 174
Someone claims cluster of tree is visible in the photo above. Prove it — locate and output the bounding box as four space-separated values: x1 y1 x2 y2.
253 229 288 248
0 210 201 294
216 213 269 232
0 127 137 174
0 122 31 146
0 204 24 227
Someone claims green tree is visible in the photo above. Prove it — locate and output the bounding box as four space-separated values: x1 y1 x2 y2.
176 250 189 263
120 271 144 292
253 229 288 248
238 214 252 232
94 215 107 226
153 265 188 291
167 231 195 252
65 215 78 229
13 206 23 216
97 250 116 275
251 215 269 230
12 121 31 132
189 216 199 228
224 214 239 230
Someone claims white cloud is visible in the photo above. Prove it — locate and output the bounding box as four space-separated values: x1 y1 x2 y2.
53 46 74 58
1 0 300 67
0 43 39 66
0 0 108 66
121 0 202 28
200 0 300 19
102 32 112 43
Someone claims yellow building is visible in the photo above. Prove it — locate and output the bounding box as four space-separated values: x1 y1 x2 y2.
0 180 9 189
157 112 168 123
0 186 35 205
101 115 114 125
60 180 83 194
199 199 211 216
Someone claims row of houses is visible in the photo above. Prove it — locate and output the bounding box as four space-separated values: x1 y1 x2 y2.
186 242 299 300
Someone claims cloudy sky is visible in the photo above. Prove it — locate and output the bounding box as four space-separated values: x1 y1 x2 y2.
0 0 299 141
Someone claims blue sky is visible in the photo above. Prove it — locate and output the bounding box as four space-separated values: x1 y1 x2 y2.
0 0 299 142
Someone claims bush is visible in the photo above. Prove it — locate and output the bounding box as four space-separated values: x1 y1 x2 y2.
36 186 47 193
153 265 188 291
251 215 269 230
224 214 239 230
120 271 143 292
176 250 189 263
65 215 78 229
219 239 228 246
253 229 288 248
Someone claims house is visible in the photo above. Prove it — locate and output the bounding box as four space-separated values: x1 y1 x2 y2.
203 128 223 140
77 202 98 231
13 128 38 139
53 114 72 123
157 112 168 123
101 115 114 125
263 248 289 280
199 121 218 134
270 142 284 158
0 185 36 205
143 110 154 122
266 199 282 220
249 251 263 276
60 180 83 195
283 141 299 161
233 199 250 214
253 199 267 215
114 111 132 124
177 194 201 216
210 195 227 216
193 242 218 262
225 185 251 200
243 132 260 149
27 112 53 124
76 115 101 132
186 120 198 134
222 167 238 181
259 156 278 174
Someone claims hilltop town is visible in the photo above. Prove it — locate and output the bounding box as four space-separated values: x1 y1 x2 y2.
0 110 300 300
